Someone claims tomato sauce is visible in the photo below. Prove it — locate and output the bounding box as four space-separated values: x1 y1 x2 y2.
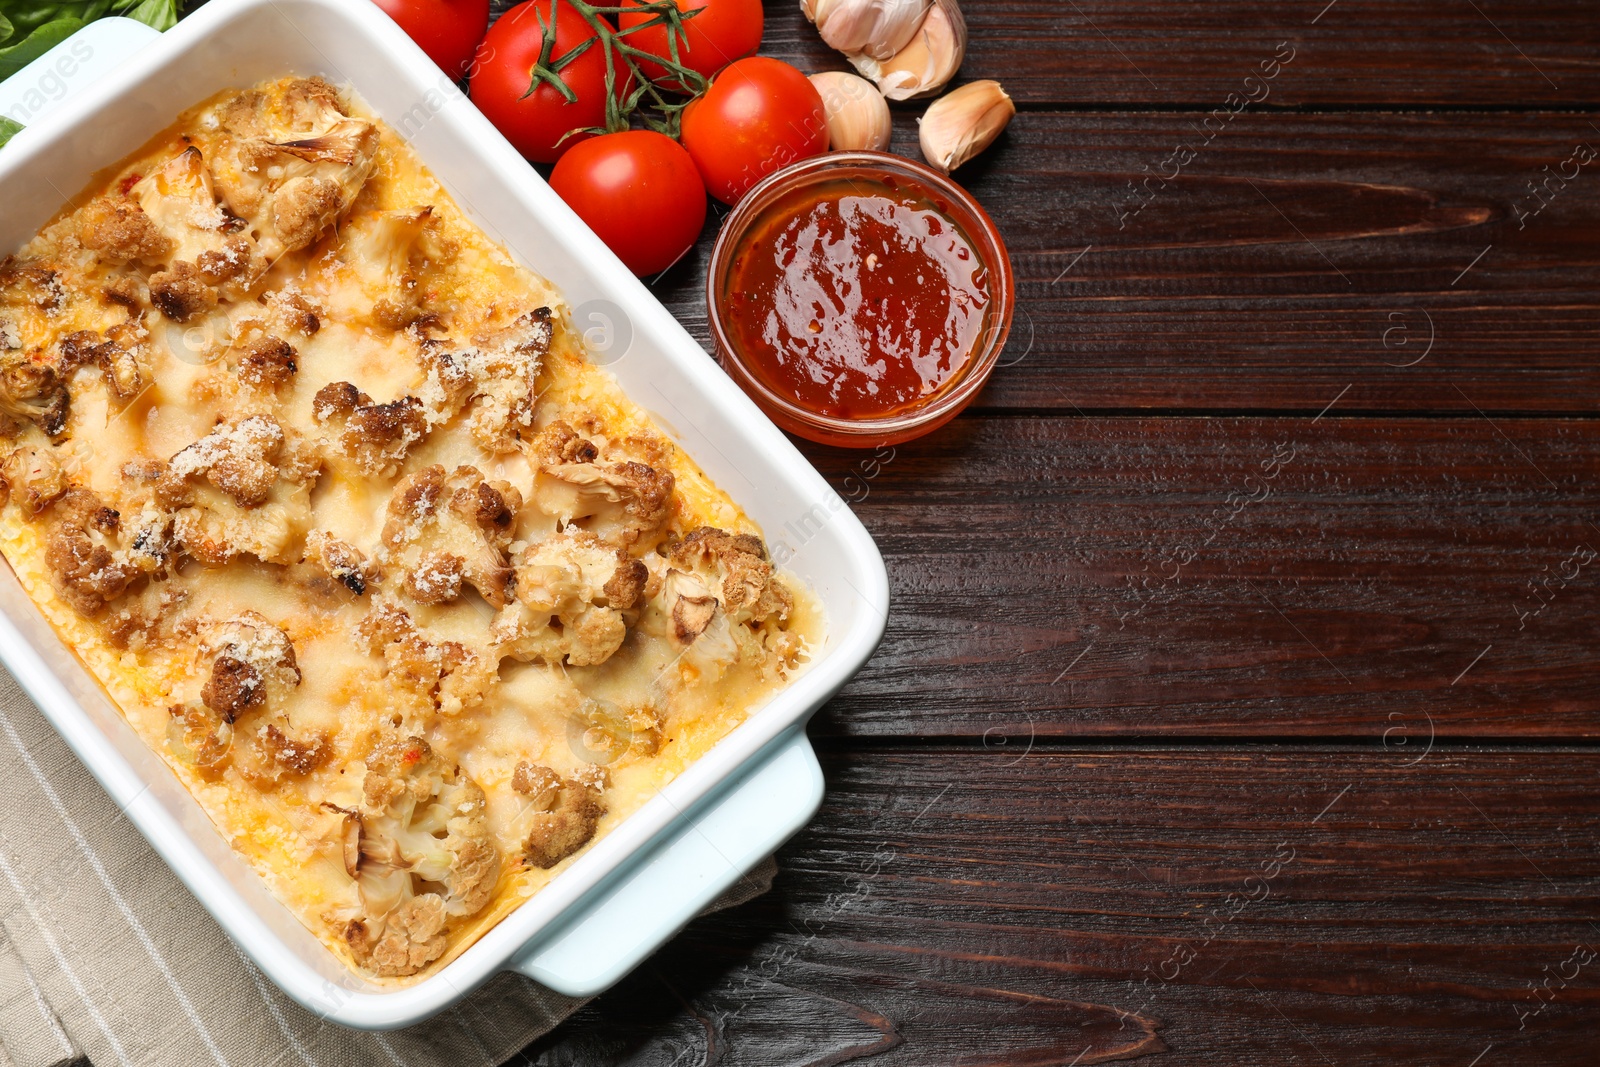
720 178 992 422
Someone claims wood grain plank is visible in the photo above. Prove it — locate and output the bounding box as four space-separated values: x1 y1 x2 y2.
649 111 1600 413
487 0 1600 108
757 0 1600 107
520 748 1600 1065
791 415 1600 739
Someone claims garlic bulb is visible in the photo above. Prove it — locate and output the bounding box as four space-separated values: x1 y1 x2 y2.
848 0 966 100
802 0 930 62
809 71 892 152
918 79 1014 173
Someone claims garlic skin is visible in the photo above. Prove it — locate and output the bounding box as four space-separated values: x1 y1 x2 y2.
918 79 1014 174
803 0 930 62
809 71 892 152
848 0 967 100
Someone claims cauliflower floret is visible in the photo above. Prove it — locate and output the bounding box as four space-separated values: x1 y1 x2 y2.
0 349 69 437
155 415 319 565
199 610 302 721
376 464 520 609
233 331 298 391
41 487 163 615
667 527 792 627
303 529 374 596
354 599 497 718
205 79 378 264
650 527 796 681
343 736 501 977
312 381 429 478
78 195 174 266
510 761 605 870
59 321 150 403
0 261 63 313
2 445 66 517
128 148 262 320
159 414 286 508
415 309 553 454
491 528 649 667
530 421 675 549
166 702 233 774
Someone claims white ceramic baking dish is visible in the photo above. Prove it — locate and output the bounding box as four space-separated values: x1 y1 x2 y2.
0 0 887 1030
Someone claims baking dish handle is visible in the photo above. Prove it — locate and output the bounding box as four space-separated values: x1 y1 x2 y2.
510 725 823 998
0 18 161 140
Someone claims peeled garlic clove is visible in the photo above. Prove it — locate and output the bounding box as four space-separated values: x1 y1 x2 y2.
809 71 892 152
804 0 931 62
918 79 1014 174
849 0 966 101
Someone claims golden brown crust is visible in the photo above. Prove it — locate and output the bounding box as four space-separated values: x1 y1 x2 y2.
79 196 173 265
149 260 216 321
512 761 605 870
42 487 139 615
237 335 297 389
201 654 263 722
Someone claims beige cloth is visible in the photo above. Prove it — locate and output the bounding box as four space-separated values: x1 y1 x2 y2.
0 670 774 1067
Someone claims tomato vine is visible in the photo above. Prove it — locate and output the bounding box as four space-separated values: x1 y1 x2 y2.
522 0 709 139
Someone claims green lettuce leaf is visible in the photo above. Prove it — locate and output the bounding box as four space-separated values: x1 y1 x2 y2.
0 14 84 80
0 115 22 147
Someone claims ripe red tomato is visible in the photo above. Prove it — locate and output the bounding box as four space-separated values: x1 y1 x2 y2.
616 0 764 89
372 0 490 78
679 57 827 205
470 0 614 163
549 131 707 275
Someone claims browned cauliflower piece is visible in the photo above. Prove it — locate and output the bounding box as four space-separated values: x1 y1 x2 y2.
199 610 302 721
354 599 496 717
166 702 233 776
2 445 66 517
234 332 298 391
155 415 318 565
376 464 520 609
59 321 149 403
667 527 792 627
235 722 331 782
78 196 174 266
312 381 429 478
415 309 553 454
491 528 649 667
343 737 501 977
0 261 63 313
204 79 378 263
530 421 675 549
261 287 323 337
127 147 262 320
0 337 70 436
41 487 161 615
303 529 374 596
158 414 286 508
651 527 796 680
511 761 605 870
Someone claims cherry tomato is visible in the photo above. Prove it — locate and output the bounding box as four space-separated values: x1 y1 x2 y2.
372 0 491 78
550 131 708 275
616 0 763 89
679 57 827 205
470 0 615 163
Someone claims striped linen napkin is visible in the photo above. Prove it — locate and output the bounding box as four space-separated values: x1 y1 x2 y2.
0 669 774 1067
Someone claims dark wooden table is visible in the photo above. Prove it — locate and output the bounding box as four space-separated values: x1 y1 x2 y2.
506 1 1600 1062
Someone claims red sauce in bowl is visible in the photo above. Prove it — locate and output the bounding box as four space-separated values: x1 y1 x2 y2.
709 152 1013 447
721 179 991 422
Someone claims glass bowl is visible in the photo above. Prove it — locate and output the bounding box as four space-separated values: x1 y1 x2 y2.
706 151 1014 448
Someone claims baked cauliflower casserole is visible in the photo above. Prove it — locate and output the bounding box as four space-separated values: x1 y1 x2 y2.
0 76 818 982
